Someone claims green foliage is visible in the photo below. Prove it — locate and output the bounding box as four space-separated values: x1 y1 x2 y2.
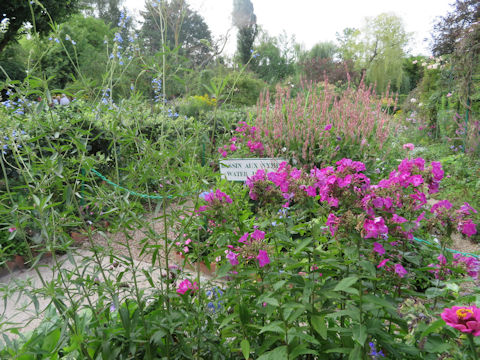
140 0 213 67
251 31 297 84
0 0 80 53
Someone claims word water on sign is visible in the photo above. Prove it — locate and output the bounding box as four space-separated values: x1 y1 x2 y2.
220 158 286 181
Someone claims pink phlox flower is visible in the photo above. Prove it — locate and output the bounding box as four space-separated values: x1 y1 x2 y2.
415 211 425 227
364 217 388 239
431 200 453 214
437 254 447 265
326 213 339 236
372 197 384 209
441 305 480 336
290 168 302 179
377 258 389 268
394 264 408 278
251 229 265 241
183 246 189 253
409 174 424 187
305 185 317 197
257 250 271 267
324 124 332 131
402 143 415 151
221 151 227 157
392 214 407 224
177 279 198 295
459 219 477 237
239 232 249 243
431 161 444 182
373 242 386 255
460 202 478 216
337 174 353 188
196 205 208 212
410 190 427 210
226 250 239 266
230 144 237 152
414 157 425 171
327 197 339 208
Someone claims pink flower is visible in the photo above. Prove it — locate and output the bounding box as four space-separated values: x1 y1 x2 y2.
177 279 198 295
183 246 189 253
305 185 316 197
431 161 444 182
394 264 408 278
364 217 388 239
441 305 480 336
377 259 389 268
403 143 415 151
230 144 237 152
257 250 270 267
373 242 385 255
221 151 227 157
446 92 452 98
326 213 339 236
392 214 407 224
226 251 239 266
8 227 16 233
460 220 477 237
239 232 249 243
324 124 332 131
251 229 265 241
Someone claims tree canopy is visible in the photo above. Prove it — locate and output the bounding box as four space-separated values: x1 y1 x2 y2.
0 0 80 53
140 0 212 67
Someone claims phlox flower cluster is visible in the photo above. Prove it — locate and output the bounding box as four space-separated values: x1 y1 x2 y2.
428 253 480 280
176 279 198 295
224 229 271 269
218 121 265 157
197 189 232 213
245 156 477 281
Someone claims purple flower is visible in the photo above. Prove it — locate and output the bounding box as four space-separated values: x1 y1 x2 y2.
257 250 270 267
394 264 408 278
373 242 385 255
226 251 239 266
377 258 389 268
251 229 265 241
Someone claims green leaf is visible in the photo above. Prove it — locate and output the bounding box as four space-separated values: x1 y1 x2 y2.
311 315 327 339
352 324 367 345
420 319 446 339
333 276 359 292
290 344 318 359
41 328 60 353
240 339 250 360
259 321 285 335
293 238 312 254
257 346 288 360
348 344 362 360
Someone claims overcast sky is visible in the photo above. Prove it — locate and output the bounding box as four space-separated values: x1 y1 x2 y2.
125 0 454 56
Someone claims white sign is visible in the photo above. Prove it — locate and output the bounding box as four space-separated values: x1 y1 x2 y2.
220 158 286 181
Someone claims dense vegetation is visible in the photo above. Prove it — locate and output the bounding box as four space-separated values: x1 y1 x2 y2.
0 0 479 359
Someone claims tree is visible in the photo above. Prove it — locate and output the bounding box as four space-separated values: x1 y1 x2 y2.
80 0 125 27
232 0 257 65
140 0 213 66
307 42 338 60
0 0 80 53
336 28 362 62
431 0 480 56
360 13 411 92
251 30 297 83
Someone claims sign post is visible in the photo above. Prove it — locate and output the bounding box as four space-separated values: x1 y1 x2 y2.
219 158 286 181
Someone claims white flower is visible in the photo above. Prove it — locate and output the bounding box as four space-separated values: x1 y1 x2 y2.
410 98 417 103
